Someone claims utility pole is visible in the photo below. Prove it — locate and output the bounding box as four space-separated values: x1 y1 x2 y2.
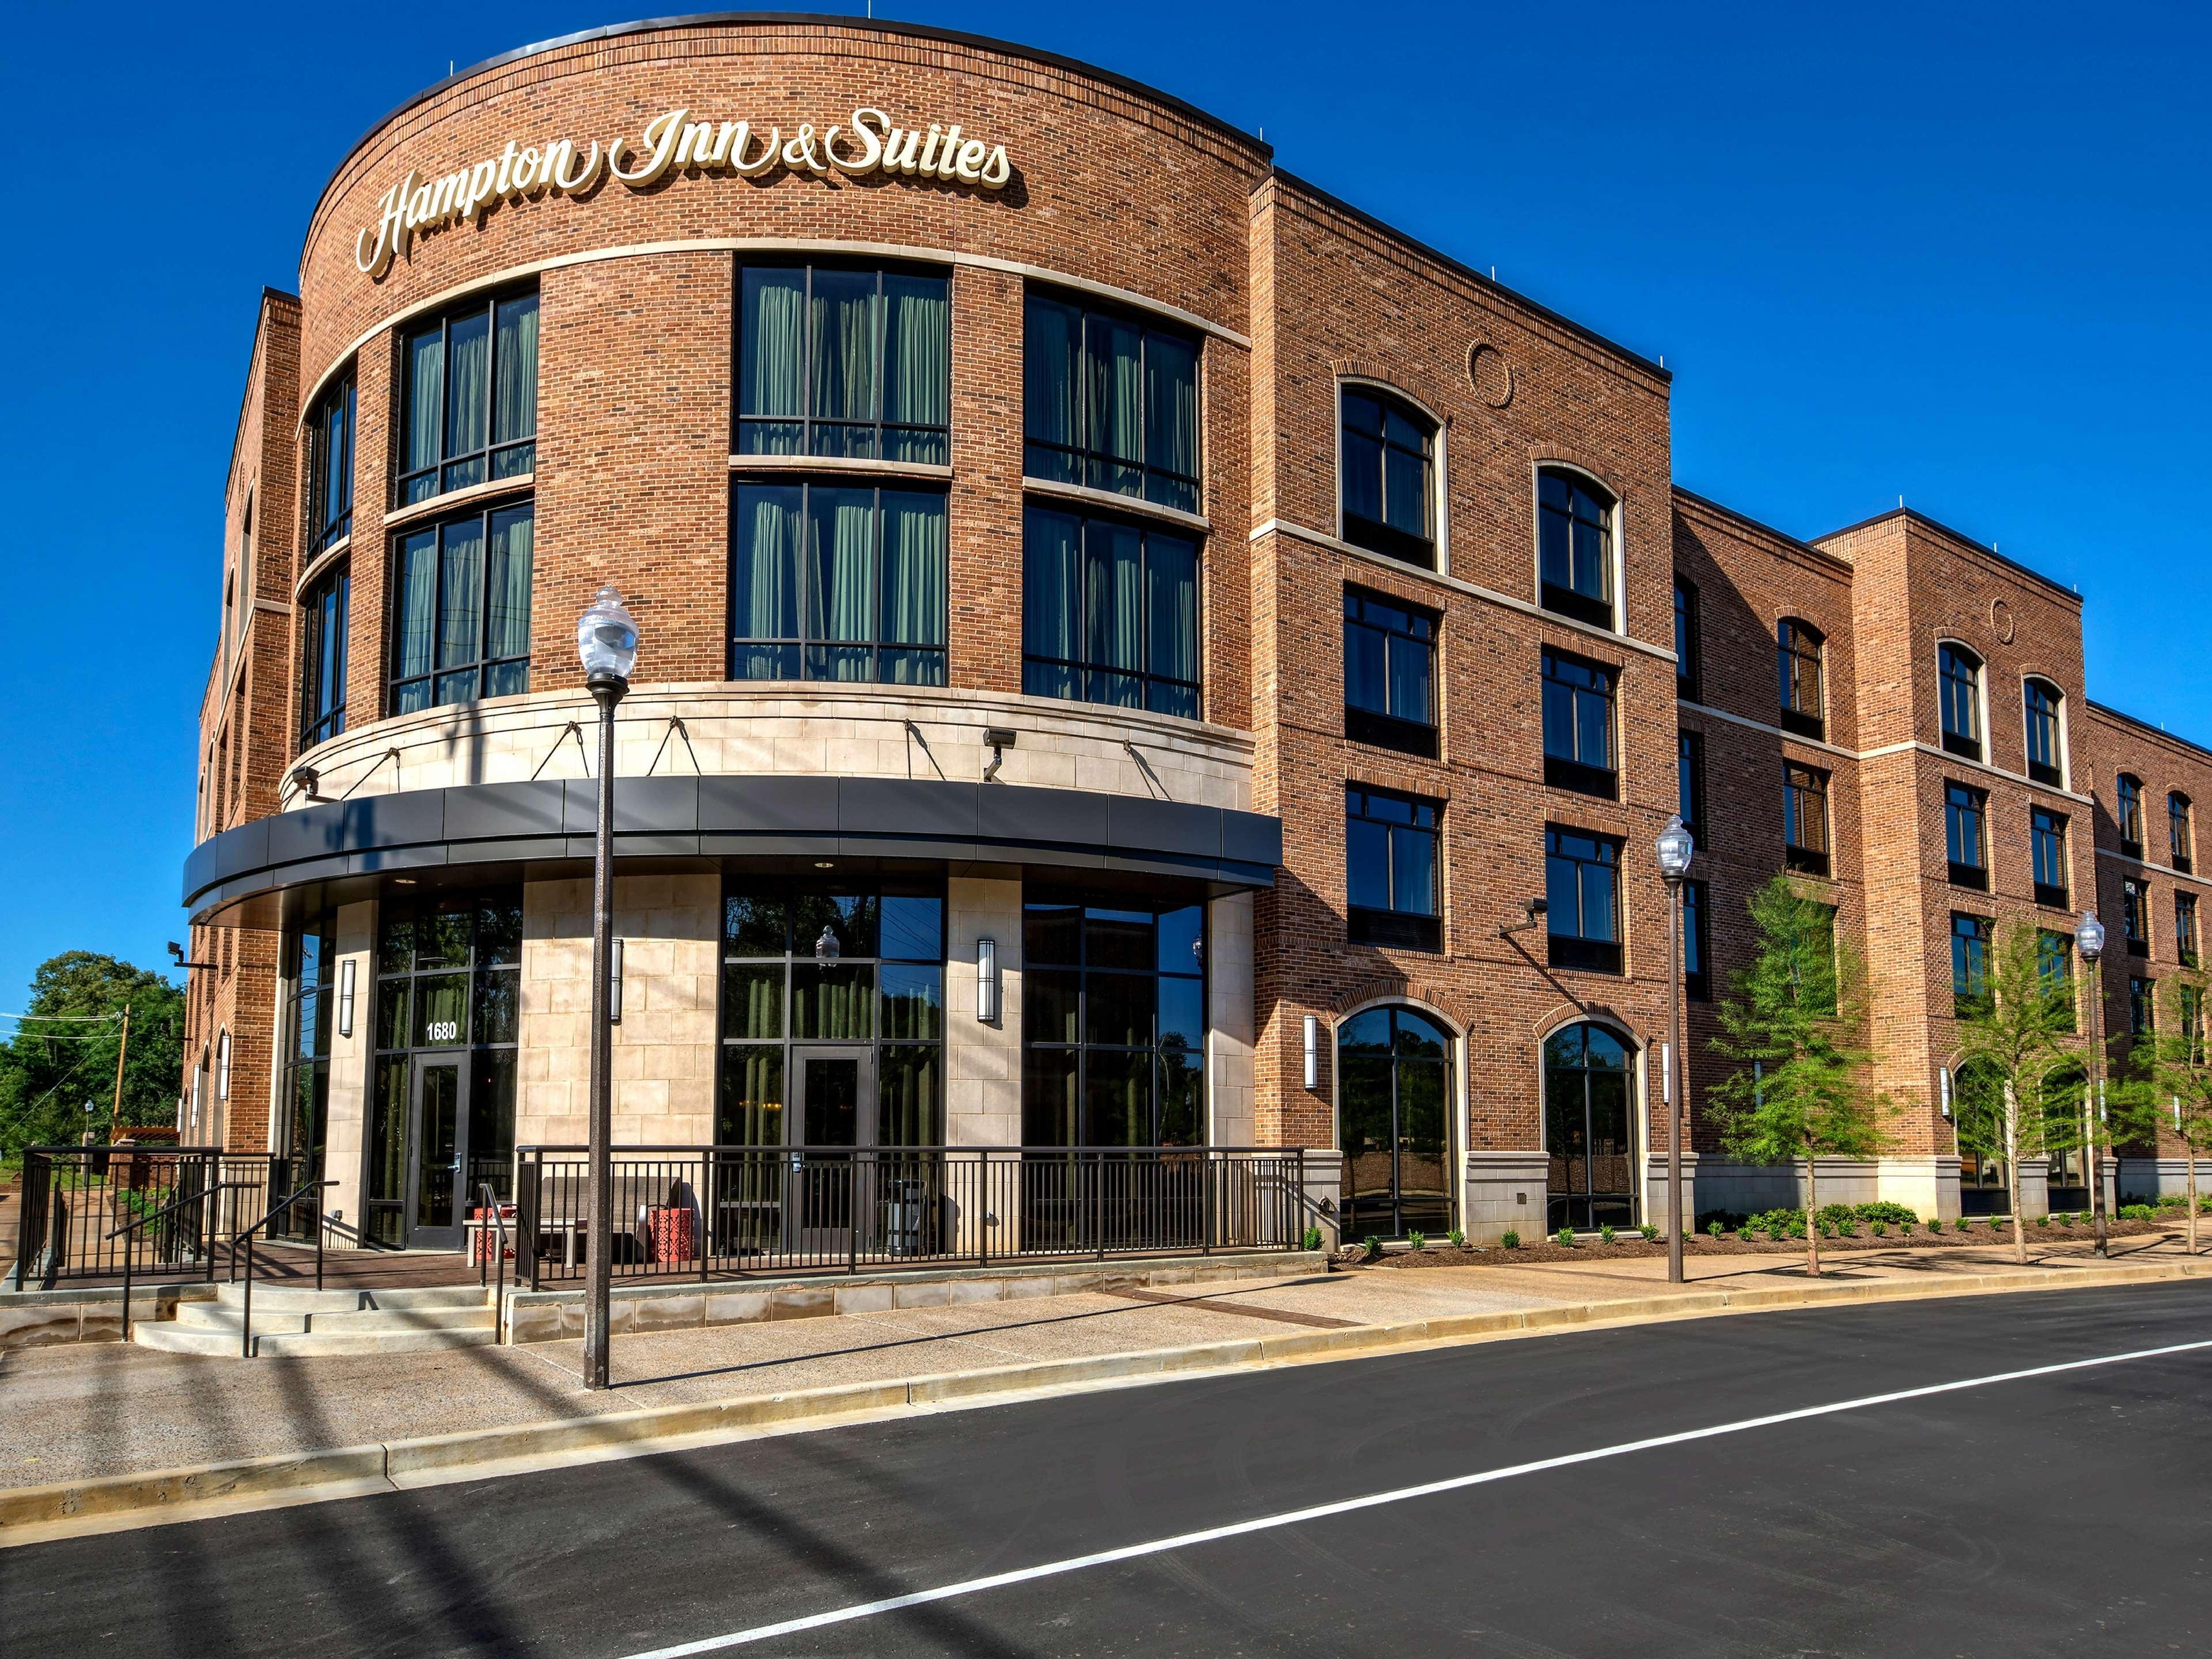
107 1003 132 1135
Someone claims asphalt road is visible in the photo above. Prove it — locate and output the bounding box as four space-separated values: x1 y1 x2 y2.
6 1281 2211 1657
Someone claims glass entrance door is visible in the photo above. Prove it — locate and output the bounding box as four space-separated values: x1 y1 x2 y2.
790 1047 876 1253
1544 1023 1637 1233
407 1055 468 1249
1337 1006 1453 1240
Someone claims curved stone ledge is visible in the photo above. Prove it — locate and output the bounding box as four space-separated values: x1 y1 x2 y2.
183 776 1282 923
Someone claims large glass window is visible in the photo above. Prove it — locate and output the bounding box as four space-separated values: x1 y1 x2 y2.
1541 647 1618 799
1674 577 1700 701
298 567 349 749
1347 786 1441 951
1546 826 1622 974
1338 1005 1450 1240
1784 763 1831 876
1022 504 1200 719
2118 773 2145 856
366 893 522 1247
2123 877 2149 956
2037 930 2077 1032
1022 893 1206 1147
1945 781 1988 891
2131 976 2156 1036
1545 1022 1636 1232
1952 912 1993 1013
305 370 355 558
2032 807 2069 908
2024 679 2065 786
397 289 538 505
717 885 945 1150
1777 619 1825 739
2177 891 2199 968
1343 589 1437 758
737 264 950 463
1678 730 1705 835
389 501 533 713
1338 387 1436 569
1537 469 1615 628
2171 793 2194 873
1024 291 1199 513
730 483 947 685
1938 643 1983 761
1683 878 1710 1001
279 916 336 1240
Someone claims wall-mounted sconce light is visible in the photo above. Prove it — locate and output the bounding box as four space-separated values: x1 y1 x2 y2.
1939 1066 1952 1120
611 937 625 1024
1302 1014 1319 1090
338 957 356 1039
977 937 999 1024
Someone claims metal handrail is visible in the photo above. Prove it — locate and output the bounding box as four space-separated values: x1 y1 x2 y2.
228 1180 338 1359
478 1182 513 1337
104 1180 255 1342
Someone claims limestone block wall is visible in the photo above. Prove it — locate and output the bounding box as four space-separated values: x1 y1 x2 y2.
320 902 376 1246
517 874 721 1147
1206 892 1255 1147
281 683 1255 815
945 876 1022 1147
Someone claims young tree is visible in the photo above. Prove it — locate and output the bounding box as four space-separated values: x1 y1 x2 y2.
2115 971 2212 1257
0 953 184 1154
1953 922 2082 1265
1707 875 1890 1277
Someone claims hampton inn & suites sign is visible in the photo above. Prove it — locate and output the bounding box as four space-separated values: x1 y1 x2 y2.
356 106 1014 278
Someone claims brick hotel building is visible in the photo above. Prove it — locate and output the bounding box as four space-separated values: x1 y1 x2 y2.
179 13 2212 1257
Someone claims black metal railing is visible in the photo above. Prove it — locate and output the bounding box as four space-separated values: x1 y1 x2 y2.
513 1145 1309 1290
9 1146 286 1289
229 1180 339 1358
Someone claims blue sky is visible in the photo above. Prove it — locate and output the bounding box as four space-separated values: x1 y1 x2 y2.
1 0 2205 1008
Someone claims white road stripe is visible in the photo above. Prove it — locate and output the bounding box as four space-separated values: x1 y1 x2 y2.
617 1335 2212 1657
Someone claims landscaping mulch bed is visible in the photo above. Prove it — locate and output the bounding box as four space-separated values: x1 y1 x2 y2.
1338 1216 2185 1270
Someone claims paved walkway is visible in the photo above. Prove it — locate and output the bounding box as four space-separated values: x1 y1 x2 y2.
0 1233 2191 1491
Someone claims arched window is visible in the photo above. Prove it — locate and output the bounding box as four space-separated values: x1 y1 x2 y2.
1543 1022 1635 1232
215 1028 232 1103
1952 1055 2008 1212
2117 772 2145 856
1777 619 1825 739
2037 1060 2092 1210
1338 1006 1452 1240
2169 791 2194 873
1938 643 1983 761
1339 387 1437 569
1537 468 1616 628
2023 679 2065 786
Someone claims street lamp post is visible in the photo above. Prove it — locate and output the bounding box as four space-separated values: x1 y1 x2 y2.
1655 813 1696 1285
2076 910 2108 1260
578 586 639 1391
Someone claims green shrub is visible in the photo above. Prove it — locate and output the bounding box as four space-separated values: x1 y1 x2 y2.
1555 1226 1577 1248
1639 1223 1658 1241
1448 1228 1466 1249
1707 1219 1725 1238
2119 1203 2156 1222
1364 1235 1383 1258
1814 1202 1857 1230
1926 1217 1943 1233
1302 1226 1323 1251
1408 1230 1427 1251
1852 1201 1919 1227
1869 1219 1887 1237
1748 1207 1808 1238
1501 1229 1521 1249
2034 1214 2048 1228
1696 1209 1749 1233
1599 1224 1616 1244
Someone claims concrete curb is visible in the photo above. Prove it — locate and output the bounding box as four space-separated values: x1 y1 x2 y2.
7 1255 2207 1540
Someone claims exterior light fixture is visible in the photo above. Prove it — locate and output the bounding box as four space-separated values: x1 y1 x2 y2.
815 926 840 963
2074 910 2109 1259
813 860 835 869
338 958 356 1039
290 764 321 801
1303 1014 1320 1091
983 726 1016 783
1654 812 1695 1283
1939 1065 1952 1119
575 583 638 1393
977 937 999 1024
610 938 624 1025
2076 911 2105 963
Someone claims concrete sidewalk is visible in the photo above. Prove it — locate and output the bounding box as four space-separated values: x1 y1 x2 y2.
1 1233 2192 1498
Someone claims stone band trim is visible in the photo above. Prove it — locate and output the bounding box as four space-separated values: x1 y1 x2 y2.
182 776 1284 921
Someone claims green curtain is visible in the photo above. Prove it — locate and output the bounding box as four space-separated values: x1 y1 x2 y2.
880 493 945 653
810 268 878 435
878 1048 940 1147
444 309 490 459
1145 333 1198 484
1022 506 1080 691
883 275 949 459
484 505 533 686
437 518 484 672
740 270 805 448
1088 315 1143 480
793 965 872 1040
1146 532 1199 691
1086 519 1143 681
719 1047 785 1147
733 485 799 671
492 295 539 446
404 330 444 476
807 489 875 675
1022 296 1081 455
397 531 438 680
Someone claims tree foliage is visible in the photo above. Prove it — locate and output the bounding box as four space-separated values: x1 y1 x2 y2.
0 952 184 1154
2116 968 2212 1256
1707 876 1890 1275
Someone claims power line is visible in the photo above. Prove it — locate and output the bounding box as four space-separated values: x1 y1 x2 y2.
0 1010 123 1021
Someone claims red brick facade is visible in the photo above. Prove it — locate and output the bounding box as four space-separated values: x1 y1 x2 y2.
183 16 2206 1224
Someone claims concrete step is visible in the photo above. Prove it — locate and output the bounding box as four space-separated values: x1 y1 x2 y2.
320 1308 495 1333
208 1284 365 1316
173 1304 310 1334
136 1279 498 1357
251 1327 498 1358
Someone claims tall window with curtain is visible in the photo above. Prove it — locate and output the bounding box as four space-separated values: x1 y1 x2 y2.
388 502 533 713
298 568 349 749
1024 290 1200 513
1338 386 1436 569
397 288 538 505
305 370 355 558
730 483 947 684
1022 504 1200 719
736 264 950 462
